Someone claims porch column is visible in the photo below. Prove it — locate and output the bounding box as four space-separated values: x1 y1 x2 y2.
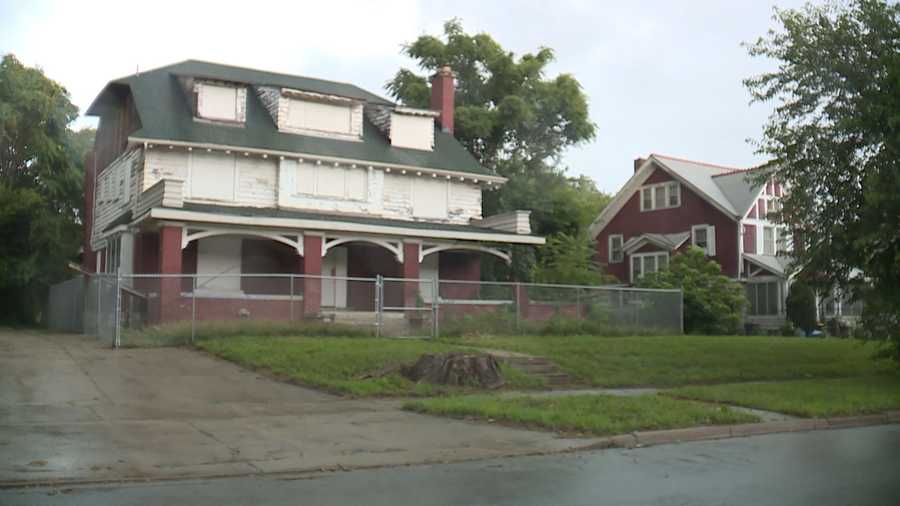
402 241 421 308
158 225 183 323
303 234 323 317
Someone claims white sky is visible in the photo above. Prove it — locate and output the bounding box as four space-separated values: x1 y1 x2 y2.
0 0 807 193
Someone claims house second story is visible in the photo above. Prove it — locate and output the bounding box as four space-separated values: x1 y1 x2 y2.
589 154 791 284
84 60 529 254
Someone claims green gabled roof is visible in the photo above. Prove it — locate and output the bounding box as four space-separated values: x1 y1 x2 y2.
87 60 489 176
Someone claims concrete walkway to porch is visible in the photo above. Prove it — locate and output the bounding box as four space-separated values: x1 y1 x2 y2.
0 330 597 487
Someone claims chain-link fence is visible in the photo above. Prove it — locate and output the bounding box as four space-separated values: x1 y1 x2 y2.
50 273 682 347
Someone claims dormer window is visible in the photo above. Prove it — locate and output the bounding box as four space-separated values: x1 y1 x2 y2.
286 97 353 135
256 87 363 141
365 105 437 151
194 81 246 124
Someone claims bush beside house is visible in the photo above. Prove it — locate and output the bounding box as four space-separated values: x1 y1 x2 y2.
636 247 746 334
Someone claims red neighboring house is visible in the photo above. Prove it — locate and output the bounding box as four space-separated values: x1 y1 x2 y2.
590 154 792 330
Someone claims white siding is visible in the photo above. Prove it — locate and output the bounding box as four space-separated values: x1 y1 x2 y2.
145 150 277 207
236 156 278 206
449 182 482 221
143 149 187 190
91 148 142 251
390 113 434 151
382 173 413 217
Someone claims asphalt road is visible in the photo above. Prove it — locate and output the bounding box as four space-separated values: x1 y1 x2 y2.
4 424 899 506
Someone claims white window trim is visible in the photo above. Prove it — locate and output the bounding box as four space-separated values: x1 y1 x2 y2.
691 224 716 256
608 234 624 264
639 182 681 212
630 251 669 283
763 226 776 256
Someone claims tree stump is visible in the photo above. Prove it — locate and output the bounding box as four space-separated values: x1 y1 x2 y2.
400 352 505 389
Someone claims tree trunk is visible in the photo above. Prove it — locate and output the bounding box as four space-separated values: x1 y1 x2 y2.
401 352 505 389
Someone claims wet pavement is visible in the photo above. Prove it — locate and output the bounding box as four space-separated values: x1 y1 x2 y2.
0 330 596 485
4 424 898 505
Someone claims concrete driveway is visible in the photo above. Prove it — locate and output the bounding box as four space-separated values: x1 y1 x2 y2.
0 330 593 486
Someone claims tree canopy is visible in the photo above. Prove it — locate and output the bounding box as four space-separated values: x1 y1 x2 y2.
0 54 90 323
744 0 900 359
387 19 608 282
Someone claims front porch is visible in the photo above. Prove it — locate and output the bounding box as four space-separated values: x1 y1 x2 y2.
742 253 793 332
118 222 521 325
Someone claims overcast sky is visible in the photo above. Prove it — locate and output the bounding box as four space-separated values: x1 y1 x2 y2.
1 0 807 193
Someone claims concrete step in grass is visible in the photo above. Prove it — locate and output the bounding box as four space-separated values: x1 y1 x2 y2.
501 356 573 386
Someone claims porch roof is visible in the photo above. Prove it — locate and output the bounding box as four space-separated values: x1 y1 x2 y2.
146 202 545 245
623 232 690 254
744 253 793 277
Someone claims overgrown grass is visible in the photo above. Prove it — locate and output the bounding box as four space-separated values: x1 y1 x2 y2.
447 335 890 387
196 336 542 396
667 375 900 417
122 319 373 347
439 310 670 338
404 394 759 436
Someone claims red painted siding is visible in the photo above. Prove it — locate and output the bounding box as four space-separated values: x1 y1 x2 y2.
596 164 740 282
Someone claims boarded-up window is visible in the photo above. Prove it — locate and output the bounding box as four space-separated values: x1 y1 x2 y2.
345 168 367 200
198 84 238 121
390 113 434 151
286 98 352 134
317 166 346 198
413 178 448 219
296 163 317 194
295 162 368 201
191 151 235 201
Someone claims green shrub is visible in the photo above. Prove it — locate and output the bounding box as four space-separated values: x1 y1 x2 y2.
786 282 817 335
636 247 746 334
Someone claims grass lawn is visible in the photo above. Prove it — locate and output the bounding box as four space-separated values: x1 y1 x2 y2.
449 335 889 387
404 394 759 436
666 375 900 417
196 335 543 396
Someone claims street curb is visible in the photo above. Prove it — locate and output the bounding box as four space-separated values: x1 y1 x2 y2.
585 413 899 451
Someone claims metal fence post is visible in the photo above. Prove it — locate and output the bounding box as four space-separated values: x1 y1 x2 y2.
114 269 122 349
375 274 383 338
191 275 197 343
289 275 294 322
576 287 581 320
95 274 101 338
432 278 439 339
514 282 521 332
679 289 685 334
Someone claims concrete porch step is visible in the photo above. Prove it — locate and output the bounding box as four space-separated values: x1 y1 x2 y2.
500 356 573 387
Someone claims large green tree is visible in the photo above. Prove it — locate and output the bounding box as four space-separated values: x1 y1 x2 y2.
0 54 89 323
744 1 900 360
388 20 607 281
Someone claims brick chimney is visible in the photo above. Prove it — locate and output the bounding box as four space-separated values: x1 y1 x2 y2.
634 157 646 173
430 66 455 134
